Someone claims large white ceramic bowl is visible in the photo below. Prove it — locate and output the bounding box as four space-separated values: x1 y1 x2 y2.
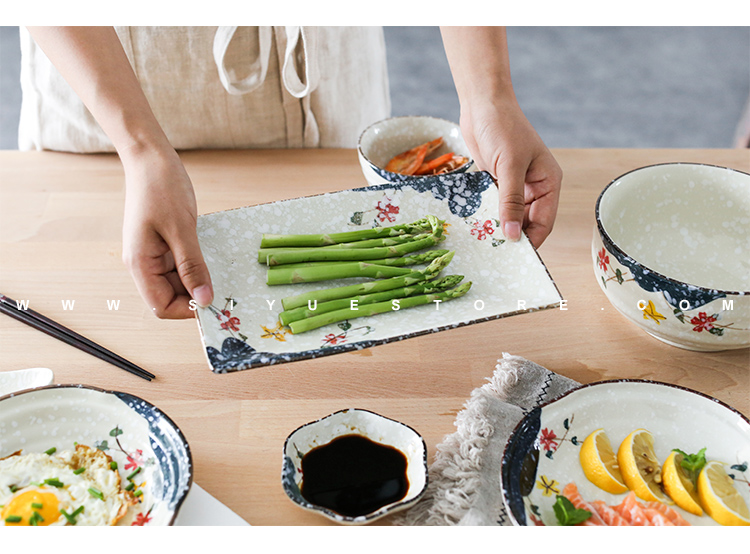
282 408 428 524
593 163 750 351
357 116 473 186
0 385 192 526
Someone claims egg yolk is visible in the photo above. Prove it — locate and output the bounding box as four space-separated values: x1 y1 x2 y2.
2 489 61 526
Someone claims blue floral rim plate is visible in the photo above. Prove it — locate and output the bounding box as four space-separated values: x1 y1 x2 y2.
501 379 750 526
0 384 193 526
195 171 563 373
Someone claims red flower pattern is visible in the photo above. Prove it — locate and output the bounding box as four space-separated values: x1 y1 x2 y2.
470 220 495 240
539 428 558 451
690 312 717 332
124 449 144 471
376 199 399 222
131 510 152 526
322 333 346 346
597 247 610 272
217 309 241 332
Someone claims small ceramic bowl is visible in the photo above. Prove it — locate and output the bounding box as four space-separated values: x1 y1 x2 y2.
282 408 428 524
593 163 750 351
357 115 473 186
0 385 192 525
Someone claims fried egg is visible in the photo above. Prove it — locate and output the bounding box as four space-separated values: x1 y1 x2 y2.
0 446 136 526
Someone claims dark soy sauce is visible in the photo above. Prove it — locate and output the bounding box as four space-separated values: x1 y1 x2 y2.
300 434 409 518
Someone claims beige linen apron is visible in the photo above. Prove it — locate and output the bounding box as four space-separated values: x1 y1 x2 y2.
18 26 391 152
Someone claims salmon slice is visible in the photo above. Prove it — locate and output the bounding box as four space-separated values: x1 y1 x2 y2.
644 501 691 526
643 508 675 526
562 482 607 525
614 492 650 525
591 500 629 526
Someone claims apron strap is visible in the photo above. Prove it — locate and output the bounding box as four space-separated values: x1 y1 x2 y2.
213 26 272 95
281 26 320 146
213 26 320 146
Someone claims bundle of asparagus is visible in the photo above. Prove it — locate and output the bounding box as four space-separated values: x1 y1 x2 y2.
257 216 472 334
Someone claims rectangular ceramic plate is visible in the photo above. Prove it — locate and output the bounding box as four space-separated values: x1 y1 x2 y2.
195 172 563 373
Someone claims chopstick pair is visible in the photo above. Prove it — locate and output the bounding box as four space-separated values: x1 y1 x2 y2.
0 294 155 382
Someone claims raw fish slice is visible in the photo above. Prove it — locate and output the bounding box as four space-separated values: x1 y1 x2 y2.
615 492 650 525
591 500 629 526
643 501 691 526
562 482 607 525
643 508 675 526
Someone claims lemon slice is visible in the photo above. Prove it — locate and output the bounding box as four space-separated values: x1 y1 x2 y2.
580 428 628 494
617 428 669 503
697 461 750 526
662 451 703 516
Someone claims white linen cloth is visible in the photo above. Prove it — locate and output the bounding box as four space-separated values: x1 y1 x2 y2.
19 26 390 152
394 353 580 526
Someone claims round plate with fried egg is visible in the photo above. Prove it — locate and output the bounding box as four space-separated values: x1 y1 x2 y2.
0 385 192 526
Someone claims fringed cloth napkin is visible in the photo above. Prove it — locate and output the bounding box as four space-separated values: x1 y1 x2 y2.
394 353 580 526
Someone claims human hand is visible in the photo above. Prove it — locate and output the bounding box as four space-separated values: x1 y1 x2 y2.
121 146 214 319
459 99 562 249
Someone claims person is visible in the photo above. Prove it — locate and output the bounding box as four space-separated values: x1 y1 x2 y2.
22 26 562 319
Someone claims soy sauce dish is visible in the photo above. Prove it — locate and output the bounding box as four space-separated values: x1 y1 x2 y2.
593 163 750 351
282 409 428 524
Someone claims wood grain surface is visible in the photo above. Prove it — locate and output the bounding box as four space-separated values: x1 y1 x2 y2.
0 148 748 525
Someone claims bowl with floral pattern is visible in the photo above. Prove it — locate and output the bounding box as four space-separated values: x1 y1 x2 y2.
501 379 750 526
594 163 750 351
0 385 192 525
357 115 473 186
282 408 428 524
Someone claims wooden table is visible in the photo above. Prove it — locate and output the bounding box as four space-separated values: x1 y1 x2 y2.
1 148 748 525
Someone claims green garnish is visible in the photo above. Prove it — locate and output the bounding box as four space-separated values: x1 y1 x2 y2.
9 484 18 493
60 505 85 525
60 509 76 525
5 515 22 523
109 461 118 470
31 502 43 509
125 482 135 491
133 489 143 498
553 495 592 526
73 467 86 475
29 511 44 525
44 447 57 455
43 478 64 488
88 487 104 501
127 467 141 480
674 447 707 481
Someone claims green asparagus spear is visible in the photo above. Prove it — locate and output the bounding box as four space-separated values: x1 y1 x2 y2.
267 262 413 285
278 275 465 326
267 232 443 266
257 234 424 264
260 217 437 248
280 251 455 311
288 282 472 334
272 249 450 270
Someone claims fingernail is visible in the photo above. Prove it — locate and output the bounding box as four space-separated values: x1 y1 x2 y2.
192 285 213 307
503 221 522 241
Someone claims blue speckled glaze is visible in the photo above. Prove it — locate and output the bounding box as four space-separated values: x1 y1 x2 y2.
113 391 193 512
356 171 493 219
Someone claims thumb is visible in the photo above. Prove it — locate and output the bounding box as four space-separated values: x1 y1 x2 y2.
171 231 214 308
494 158 527 241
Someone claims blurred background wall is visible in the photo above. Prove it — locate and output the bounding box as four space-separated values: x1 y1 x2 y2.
1 26 748 150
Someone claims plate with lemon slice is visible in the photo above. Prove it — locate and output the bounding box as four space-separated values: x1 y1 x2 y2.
501 380 750 526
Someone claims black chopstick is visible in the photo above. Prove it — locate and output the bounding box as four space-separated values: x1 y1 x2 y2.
0 294 155 381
